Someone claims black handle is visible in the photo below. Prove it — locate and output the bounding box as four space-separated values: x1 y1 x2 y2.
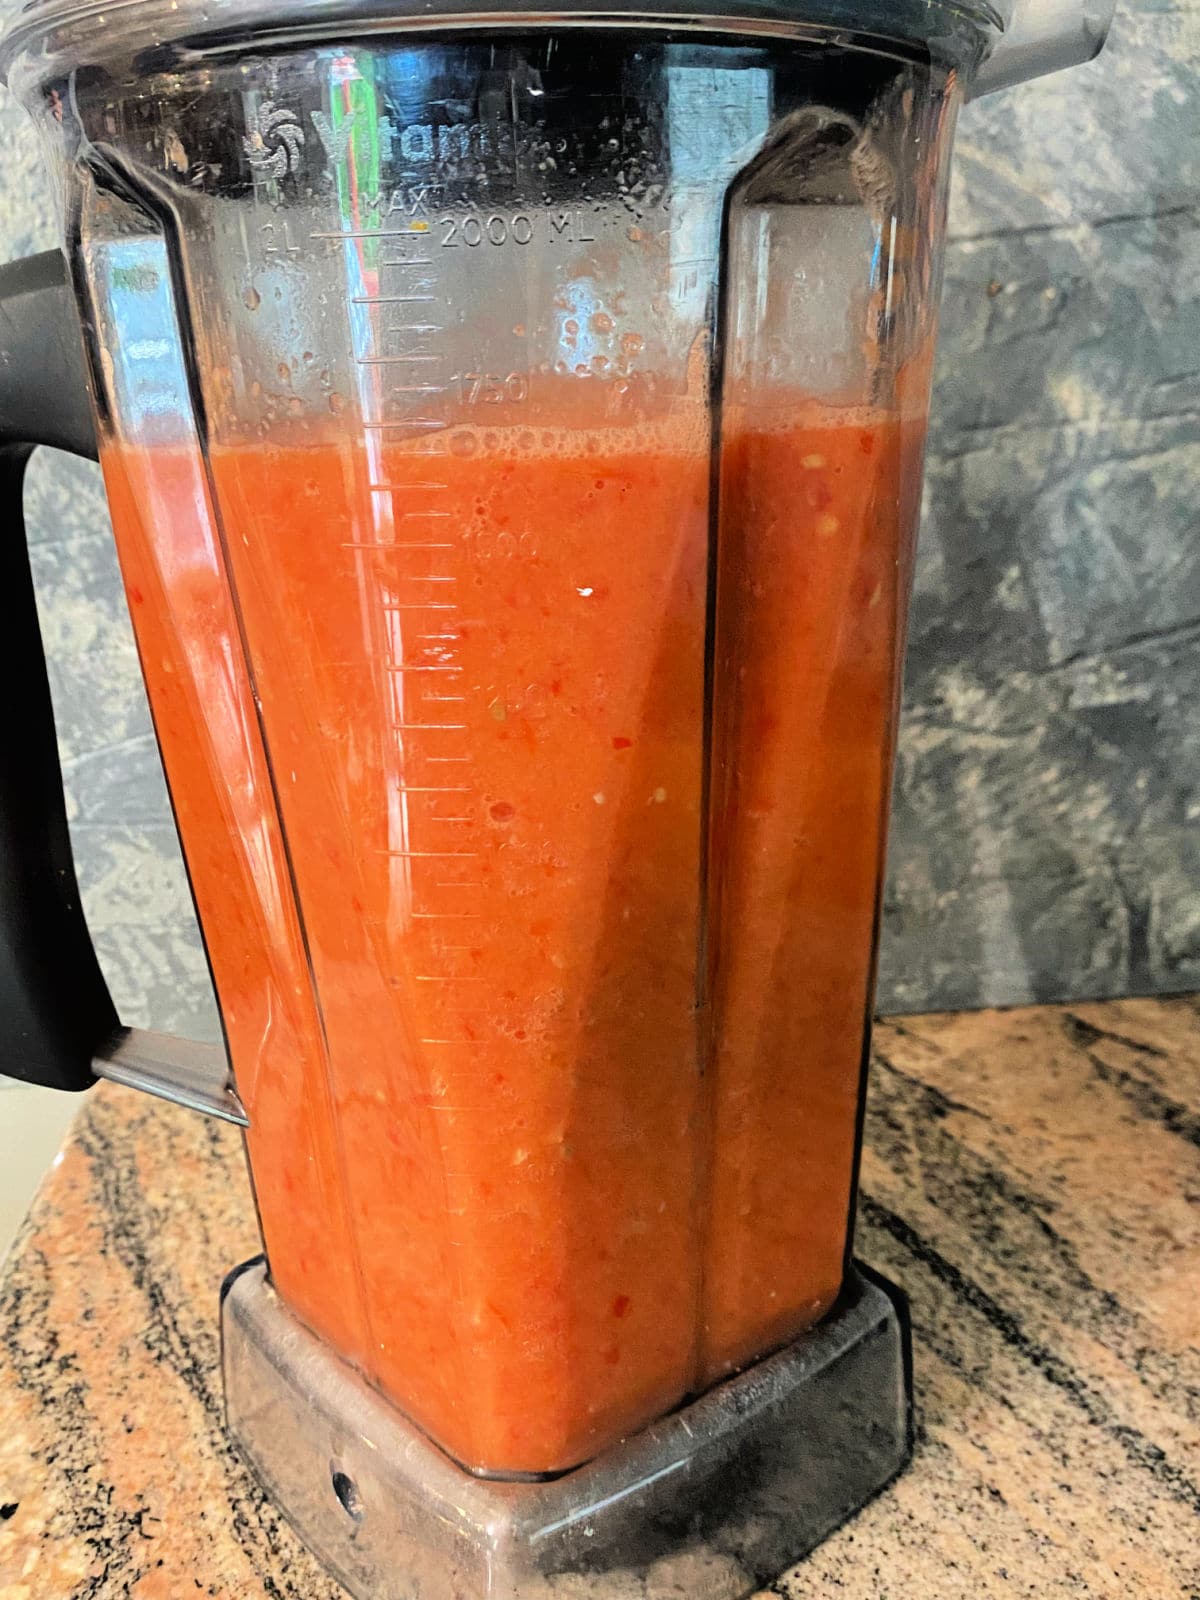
0 250 119 1090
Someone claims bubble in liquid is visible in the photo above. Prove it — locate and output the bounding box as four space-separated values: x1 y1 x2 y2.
450 430 479 457
242 285 261 311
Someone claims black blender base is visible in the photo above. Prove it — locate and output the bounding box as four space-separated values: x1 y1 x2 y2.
221 1260 912 1600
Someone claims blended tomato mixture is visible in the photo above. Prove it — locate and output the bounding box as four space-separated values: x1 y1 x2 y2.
99 396 920 1474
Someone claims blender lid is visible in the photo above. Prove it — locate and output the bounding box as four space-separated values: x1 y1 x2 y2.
1 0 1004 91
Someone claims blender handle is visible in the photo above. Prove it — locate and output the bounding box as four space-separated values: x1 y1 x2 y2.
0 249 247 1127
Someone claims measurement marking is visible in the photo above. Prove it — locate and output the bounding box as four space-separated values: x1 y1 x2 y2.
423 694 466 703
369 480 446 492
427 817 473 824
412 911 482 920
313 227 432 240
416 633 459 641
363 420 446 432
389 665 463 675
389 324 442 334
353 294 435 305
340 542 454 551
399 510 452 519
419 1039 487 1046
384 849 479 858
433 881 484 889
377 384 448 395
382 256 433 267
396 785 470 794
404 575 456 584
415 975 485 984
426 754 471 763
384 603 456 612
355 355 440 368
393 721 468 731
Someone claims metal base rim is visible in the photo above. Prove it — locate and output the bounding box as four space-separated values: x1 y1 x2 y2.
222 1259 912 1600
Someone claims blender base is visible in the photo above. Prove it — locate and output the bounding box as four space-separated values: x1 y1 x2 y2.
221 1260 912 1600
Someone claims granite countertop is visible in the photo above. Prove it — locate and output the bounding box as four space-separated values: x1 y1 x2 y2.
1 994 1198 1599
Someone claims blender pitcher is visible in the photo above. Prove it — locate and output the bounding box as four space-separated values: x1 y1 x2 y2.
0 0 1112 1594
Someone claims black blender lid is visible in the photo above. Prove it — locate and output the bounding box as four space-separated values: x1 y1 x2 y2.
1 0 1004 94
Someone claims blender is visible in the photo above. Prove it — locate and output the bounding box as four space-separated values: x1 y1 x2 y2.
0 0 1113 1594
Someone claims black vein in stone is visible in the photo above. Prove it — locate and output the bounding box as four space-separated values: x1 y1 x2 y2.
1062 1013 1169 1060
71 1104 339 1600
865 1043 1200 1427
860 1193 1200 1521
0 1244 151 1596
1063 1016 1200 1149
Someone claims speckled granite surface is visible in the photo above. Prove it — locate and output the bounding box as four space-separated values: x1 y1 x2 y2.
0 0 1197 1026
1 995 1197 1598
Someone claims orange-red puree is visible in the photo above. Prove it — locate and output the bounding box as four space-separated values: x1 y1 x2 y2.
99 396 919 1474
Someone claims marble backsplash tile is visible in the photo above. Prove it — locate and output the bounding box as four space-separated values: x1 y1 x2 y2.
2 0 1197 1025
880 0 1200 1007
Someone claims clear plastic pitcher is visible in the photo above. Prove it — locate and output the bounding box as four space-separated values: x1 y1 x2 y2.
0 0 1111 1484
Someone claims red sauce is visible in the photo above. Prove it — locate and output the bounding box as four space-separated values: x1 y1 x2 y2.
99 397 921 1473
